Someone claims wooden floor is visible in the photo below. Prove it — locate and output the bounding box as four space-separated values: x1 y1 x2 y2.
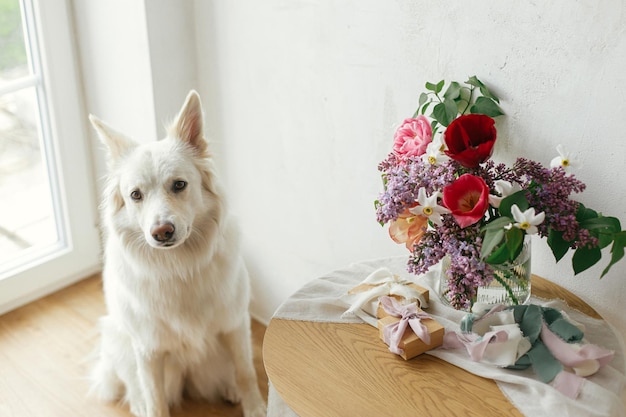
0 274 269 417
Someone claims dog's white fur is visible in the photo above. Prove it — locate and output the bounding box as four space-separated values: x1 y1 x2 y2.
89 91 265 417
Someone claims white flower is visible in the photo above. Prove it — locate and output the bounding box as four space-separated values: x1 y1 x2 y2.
511 204 545 235
409 187 450 226
488 180 523 208
421 136 449 166
550 144 577 172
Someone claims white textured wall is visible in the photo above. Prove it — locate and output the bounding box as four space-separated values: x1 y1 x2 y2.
195 0 626 343
73 0 198 187
72 1 156 142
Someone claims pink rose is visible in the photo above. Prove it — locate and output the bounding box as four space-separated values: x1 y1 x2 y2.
442 174 490 228
392 116 433 161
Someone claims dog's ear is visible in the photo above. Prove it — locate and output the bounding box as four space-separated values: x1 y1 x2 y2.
170 90 207 156
89 114 137 166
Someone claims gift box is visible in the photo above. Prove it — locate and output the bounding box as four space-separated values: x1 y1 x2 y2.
346 277 429 319
374 283 429 319
377 296 444 360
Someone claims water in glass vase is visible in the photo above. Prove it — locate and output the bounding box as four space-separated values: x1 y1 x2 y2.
476 236 532 306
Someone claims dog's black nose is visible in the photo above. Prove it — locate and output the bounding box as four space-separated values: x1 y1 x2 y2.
151 222 175 242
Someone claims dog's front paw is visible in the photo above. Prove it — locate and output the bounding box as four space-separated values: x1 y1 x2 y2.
129 401 171 417
219 382 241 405
128 399 147 417
90 377 123 403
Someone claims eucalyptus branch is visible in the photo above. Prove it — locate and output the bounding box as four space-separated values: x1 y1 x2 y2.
460 85 475 115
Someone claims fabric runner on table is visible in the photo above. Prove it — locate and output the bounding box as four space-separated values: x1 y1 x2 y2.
267 256 626 417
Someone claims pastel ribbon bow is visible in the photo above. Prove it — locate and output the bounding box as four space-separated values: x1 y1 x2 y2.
379 296 432 355
447 303 616 399
537 321 614 398
443 329 511 362
342 268 428 318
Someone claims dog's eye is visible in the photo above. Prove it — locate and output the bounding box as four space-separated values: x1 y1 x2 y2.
130 190 143 201
172 180 187 193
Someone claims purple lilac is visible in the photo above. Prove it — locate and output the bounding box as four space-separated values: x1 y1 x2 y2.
376 155 457 224
407 217 494 310
514 158 596 247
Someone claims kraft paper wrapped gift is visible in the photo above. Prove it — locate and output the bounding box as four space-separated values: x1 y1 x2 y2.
343 268 429 319
377 296 444 360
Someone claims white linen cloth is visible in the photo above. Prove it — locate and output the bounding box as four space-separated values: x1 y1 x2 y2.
267 257 626 417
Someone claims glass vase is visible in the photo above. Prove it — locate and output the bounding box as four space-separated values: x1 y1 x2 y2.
476 235 532 306
437 236 532 310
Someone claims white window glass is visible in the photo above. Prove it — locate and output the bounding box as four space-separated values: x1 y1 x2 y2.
0 87 60 268
0 0 100 314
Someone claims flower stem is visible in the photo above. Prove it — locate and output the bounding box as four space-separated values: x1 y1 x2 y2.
493 270 519 305
460 85 475 115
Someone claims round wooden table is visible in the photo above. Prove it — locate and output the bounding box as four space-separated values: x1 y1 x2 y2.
263 274 600 417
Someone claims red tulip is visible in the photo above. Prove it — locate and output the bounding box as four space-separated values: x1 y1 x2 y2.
444 114 496 168
442 174 490 228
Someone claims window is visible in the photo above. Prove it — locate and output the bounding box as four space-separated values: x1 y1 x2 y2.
0 0 100 314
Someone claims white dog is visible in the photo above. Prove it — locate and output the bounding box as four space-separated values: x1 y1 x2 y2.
89 91 266 417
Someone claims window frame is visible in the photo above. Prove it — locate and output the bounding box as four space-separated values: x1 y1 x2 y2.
0 0 101 315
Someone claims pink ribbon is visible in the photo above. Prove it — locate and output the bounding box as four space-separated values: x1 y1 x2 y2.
541 323 614 369
443 329 510 361
444 308 616 399
552 371 584 399
379 296 432 355
540 322 614 398
444 304 511 360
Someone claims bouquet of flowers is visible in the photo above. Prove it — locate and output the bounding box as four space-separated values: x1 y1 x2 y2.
375 76 626 310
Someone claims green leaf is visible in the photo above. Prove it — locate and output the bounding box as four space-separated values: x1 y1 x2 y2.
498 191 529 218
436 79 445 93
601 231 626 277
579 216 621 234
466 75 500 103
470 96 504 117
482 216 513 231
505 227 524 261
481 228 505 259
425 80 445 94
580 215 622 249
418 92 428 107
420 101 431 115
432 98 458 127
432 102 447 124
575 202 596 221
485 227 524 264
379 175 387 191
572 245 602 275
486 242 510 264
547 228 571 262
458 86 472 104
479 86 500 103
465 75 483 89
444 98 458 121
597 233 614 250
443 81 462 100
